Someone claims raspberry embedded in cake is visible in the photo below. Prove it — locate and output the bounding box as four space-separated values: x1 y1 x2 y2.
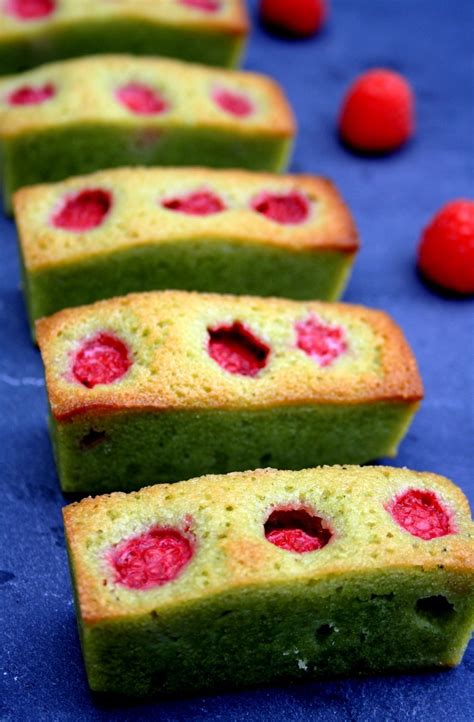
251 191 310 225
7 83 55 105
212 87 254 117
72 332 132 389
109 525 194 590
208 321 270 376
52 189 112 232
179 0 220 11
117 83 168 116
387 489 455 541
4 0 55 20
295 314 347 367
162 188 226 216
265 506 333 553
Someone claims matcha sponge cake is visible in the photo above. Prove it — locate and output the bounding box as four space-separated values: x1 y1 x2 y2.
15 167 358 329
0 55 295 210
0 1 248 74
63 465 474 696
37 291 423 493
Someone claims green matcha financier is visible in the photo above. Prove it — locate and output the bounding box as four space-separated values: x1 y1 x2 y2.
36 290 424 494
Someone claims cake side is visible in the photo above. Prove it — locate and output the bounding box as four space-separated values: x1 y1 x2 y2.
0 54 295 139
14 168 359 272
63 466 474 694
36 290 423 421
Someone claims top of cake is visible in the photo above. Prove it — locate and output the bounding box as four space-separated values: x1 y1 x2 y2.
0 54 293 138
14 168 358 272
36 290 423 420
0 0 248 40
63 465 474 624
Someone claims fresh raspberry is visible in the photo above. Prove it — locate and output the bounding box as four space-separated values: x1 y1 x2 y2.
52 189 112 232
260 0 327 37
72 333 132 388
387 489 454 541
252 191 310 225
117 83 168 115
417 200 474 294
4 0 55 20
208 322 270 376
162 189 226 216
110 526 194 590
212 87 254 117
295 314 347 367
265 507 332 553
339 69 414 153
179 0 220 11
8 83 55 105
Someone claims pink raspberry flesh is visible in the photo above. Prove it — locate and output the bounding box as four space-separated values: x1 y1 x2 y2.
162 189 226 216
110 525 194 590
4 0 55 20
72 332 132 388
252 191 310 225
212 87 254 117
179 0 220 11
296 314 347 367
208 322 270 377
52 189 112 232
265 507 333 553
8 82 55 105
387 489 455 540
117 83 168 115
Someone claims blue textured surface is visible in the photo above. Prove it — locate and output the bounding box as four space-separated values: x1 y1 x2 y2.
1 1 473 720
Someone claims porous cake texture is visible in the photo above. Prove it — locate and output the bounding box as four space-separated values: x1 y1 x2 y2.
63 465 474 696
0 55 295 210
0 0 248 73
37 291 423 493
15 167 359 329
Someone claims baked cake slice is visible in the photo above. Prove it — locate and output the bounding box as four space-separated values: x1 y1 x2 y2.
0 55 295 210
36 291 423 493
63 465 474 696
0 0 248 73
14 167 358 330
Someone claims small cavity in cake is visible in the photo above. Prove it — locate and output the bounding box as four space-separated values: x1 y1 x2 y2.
162 189 226 216
72 332 132 388
52 189 112 232
4 0 55 20
179 0 220 11
212 87 254 117
295 314 347 367
208 322 270 377
110 525 194 590
387 489 455 540
252 191 310 225
8 83 55 106
117 83 168 115
265 507 333 553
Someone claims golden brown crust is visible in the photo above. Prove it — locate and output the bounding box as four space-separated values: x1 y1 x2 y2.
36 290 423 421
14 168 358 272
0 1 249 40
62 465 474 625
0 55 294 139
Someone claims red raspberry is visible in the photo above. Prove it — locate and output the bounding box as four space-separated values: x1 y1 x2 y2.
339 69 414 153
116 83 168 115
417 200 474 294
251 191 310 225
260 0 327 37
387 489 454 541
265 507 332 553
8 83 55 105
295 315 347 367
212 87 254 117
162 189 226 216
208 322 270 376
110 526 194 590
72 333 131 388
4 0 55 20
52 189 112 232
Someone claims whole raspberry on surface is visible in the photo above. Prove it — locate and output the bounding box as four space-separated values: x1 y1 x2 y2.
417 200 474 294
260 0 327 37
339 69 414 153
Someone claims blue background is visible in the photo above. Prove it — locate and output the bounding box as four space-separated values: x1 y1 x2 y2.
1 1 473 720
